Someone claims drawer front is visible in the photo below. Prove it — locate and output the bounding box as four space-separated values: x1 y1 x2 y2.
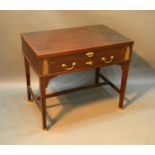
42 46 129 75
49 46 125 64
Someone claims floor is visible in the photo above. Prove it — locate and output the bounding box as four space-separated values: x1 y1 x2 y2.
0 53 155 144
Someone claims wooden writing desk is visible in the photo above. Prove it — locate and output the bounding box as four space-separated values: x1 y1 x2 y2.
21 25 134 130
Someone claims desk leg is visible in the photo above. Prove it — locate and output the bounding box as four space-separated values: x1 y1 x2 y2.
95 68 100 84
24 57 31 101
119 62 130 108
39 77 47 130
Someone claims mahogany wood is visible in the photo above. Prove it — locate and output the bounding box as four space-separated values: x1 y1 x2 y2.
119 62 130 108
28 86 41 110
21 25 134 130
95 68 100 84
37 81 108 100
39 77 47 130
24 57 31 101
99 73 120 93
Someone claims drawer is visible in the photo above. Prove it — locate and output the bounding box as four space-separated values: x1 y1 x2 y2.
42 46 129 75
48 47 127 75
49 46 125 64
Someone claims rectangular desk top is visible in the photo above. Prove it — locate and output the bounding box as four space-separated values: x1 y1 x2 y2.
21 25 134 58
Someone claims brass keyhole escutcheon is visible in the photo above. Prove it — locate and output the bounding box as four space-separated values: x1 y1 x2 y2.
85 52 94 57
85 61 93 66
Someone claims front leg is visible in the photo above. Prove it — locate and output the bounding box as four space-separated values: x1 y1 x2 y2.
119 62 130 108
39 77 48 130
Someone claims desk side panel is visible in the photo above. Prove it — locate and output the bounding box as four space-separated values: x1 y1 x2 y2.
21 38 42 75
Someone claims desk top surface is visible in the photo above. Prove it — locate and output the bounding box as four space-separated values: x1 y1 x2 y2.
21 25 133 58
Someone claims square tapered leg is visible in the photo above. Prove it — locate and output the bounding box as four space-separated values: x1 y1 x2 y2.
24 57 31 102
39 77 47 130
119 62 130 108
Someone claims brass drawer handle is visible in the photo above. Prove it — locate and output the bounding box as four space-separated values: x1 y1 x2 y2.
101 56 114 63
85 61 93 66
86 52 94 57
62 62 76 71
